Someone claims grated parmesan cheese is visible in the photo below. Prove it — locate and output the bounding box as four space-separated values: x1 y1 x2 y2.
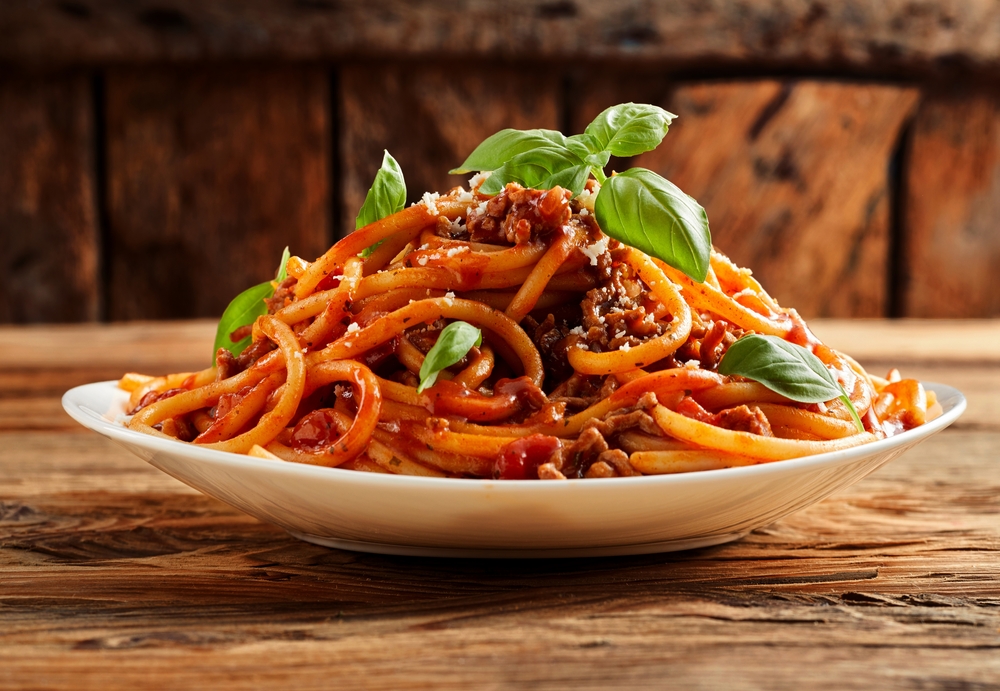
621 342 631 352
577 187 598 211
468 171 491 190
416 256 429 266
580 236 609 266
445 292 456 299
346 322 360 334
419 191 440 216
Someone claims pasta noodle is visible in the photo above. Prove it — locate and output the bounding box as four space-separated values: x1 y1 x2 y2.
120 179 937 479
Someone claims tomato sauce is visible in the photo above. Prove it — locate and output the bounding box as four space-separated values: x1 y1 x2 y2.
493 434 561 480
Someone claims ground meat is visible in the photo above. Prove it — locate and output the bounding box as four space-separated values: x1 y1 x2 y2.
579 247 666 354
717 405 774 436
215 348 238 381
584 409 661 438
548 373 617 411
466 183 571 244
236 336 276 371
676 396 774 436
266 276 298 314
557 427 639 479
556 427 609 479
537 462 567 480
674 314 745 368
596 449 638 477
522 313 573 387
584 460 615 478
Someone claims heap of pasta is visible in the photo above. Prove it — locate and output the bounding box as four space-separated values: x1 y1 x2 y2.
121 177 938 479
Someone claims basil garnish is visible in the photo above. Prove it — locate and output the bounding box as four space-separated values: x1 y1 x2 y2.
450 129 570 175
584 103 675 158
416 321 483 393
594 168 711 282
450 102 710 283
479 148 590 197
212 246 290 360
718 335 865 432
357 150 406 257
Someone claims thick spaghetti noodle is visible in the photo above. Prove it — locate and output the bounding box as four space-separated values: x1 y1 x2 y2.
120 179 938 479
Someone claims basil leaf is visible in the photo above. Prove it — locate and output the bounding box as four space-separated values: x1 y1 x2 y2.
450 129 569 174
567 132 603 154
594 168 711 282
212 248 290 360
718 334 864 431
566 133 611 170
417 321 483 393
479 147 589 197
585 103 676 158
357 151 406 258
212 282 273 359
275 245 290 283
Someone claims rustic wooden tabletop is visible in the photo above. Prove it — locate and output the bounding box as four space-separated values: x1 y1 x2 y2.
1 319 998 690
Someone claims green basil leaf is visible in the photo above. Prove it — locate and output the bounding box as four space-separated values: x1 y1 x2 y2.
479 147 589 197
567 132 603 154
585 103 676 157
275 245 290 283
212 281 273 359
417 321 483 393
718 334 865 431
718 335 841 402
357 151 406 261
594 168 711 282
566 133 611 170
450 129 569 174
212 248 290 360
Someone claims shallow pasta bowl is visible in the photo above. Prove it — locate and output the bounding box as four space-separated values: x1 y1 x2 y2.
63 381 965 558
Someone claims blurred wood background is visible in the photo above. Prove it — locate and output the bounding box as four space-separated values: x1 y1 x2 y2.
1 0 998 323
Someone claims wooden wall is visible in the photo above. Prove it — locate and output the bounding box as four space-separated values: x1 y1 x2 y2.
1 0 999 323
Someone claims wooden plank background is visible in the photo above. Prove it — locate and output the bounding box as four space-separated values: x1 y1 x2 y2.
104 66 331 321
0 1 999 322
0 74 99 323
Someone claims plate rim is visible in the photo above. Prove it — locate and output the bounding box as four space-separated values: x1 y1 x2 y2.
62 379 967 492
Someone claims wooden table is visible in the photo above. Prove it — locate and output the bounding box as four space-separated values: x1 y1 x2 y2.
2 320 998 690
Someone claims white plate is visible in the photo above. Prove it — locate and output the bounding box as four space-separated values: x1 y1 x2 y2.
63 381 965 558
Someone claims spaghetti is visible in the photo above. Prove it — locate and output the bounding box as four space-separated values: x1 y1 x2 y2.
120 179 938 479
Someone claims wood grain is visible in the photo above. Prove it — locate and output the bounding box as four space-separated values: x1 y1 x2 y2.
1 1 999 78
631 80 919 318
902 87 1000 318
1 320 997 690
105 67 331 320
1 429 997 689
339 64 559 236
810 318 1000 365
0 74 99 323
